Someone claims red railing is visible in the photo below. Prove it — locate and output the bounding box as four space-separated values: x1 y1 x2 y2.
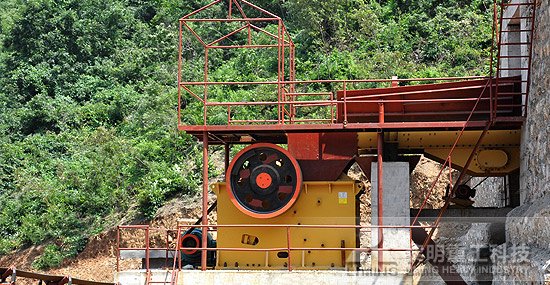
116 223 436 273
116 226 181 272
179 76 494 127
492 0 536 118
177 0 505 128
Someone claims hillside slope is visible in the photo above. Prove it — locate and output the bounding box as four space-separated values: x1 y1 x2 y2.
0 0 493 270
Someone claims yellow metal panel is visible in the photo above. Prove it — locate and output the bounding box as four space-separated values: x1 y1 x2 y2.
477 149 508 168
211 181 361 270
358 130 520 175
358 130 520 150
424 147 519 176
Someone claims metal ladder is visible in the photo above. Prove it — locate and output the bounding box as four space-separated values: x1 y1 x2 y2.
145 228 182 285
494 0 537 118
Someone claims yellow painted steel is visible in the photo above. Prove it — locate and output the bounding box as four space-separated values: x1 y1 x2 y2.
357 130 520 175
477 149 508 168
211 181 362 270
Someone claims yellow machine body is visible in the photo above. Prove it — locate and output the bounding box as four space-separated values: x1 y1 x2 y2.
357 129 520 176
211 181 362 270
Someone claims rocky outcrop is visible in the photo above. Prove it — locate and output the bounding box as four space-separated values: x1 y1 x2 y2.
519 0 550 203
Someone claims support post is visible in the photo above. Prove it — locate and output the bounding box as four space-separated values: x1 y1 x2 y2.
377 102 384 272
224 144 230 172
391 75 398 87
277 20 282 124
201 131 209 270
116 226 120 272
145 226 150 271
203 48 208 126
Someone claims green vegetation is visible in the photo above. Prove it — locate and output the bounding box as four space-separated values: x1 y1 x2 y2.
0 0 493 268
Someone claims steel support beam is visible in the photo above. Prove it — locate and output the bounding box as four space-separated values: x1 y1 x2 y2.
410 207 513 223
377 103 384 272
224 144 230 172
201 131 209 270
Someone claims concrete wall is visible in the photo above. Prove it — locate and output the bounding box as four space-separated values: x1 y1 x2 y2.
371 162 411 273
494 1 550 283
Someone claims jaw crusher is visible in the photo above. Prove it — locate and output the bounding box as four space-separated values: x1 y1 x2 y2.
211 142 362 270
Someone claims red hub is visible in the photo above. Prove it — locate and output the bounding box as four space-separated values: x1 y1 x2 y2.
256 173 272 189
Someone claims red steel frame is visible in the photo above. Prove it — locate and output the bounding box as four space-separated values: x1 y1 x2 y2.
171 0 536 278
178 0 296 127
493 0 537 118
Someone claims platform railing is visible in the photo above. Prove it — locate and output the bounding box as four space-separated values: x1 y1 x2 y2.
179 76 493 127
116 223 436 274
116 225 184 273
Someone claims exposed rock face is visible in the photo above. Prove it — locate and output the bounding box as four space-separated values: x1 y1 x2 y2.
520 1 550 203
505 199 550 250
492 243 550 283
471 177 505 208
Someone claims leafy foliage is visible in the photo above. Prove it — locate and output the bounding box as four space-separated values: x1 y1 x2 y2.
31 244 64 270
0 0 493 268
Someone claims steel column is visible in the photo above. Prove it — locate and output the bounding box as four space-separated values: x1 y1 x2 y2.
377 102 384 272
178 20 182 126
224 144 230 171
201 131 209 270
287 226 292 271
277 20 282 124
145 226 150 271
203 48 208 125
116 226 120 272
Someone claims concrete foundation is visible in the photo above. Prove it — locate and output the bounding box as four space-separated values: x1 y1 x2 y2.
115 269 413 285
370 162 411 273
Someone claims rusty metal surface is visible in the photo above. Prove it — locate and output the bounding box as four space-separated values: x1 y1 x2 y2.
295 160 352 181
287 133 357 181
0 267 114 285
336 77 521 123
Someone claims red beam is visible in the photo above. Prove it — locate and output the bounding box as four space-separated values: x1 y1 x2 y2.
182 18 280 22
179 121 490 132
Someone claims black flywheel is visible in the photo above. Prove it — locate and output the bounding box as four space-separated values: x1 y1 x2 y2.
226 143 302 218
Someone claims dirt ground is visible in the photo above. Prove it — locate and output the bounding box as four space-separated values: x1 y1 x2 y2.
1 154 453 283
